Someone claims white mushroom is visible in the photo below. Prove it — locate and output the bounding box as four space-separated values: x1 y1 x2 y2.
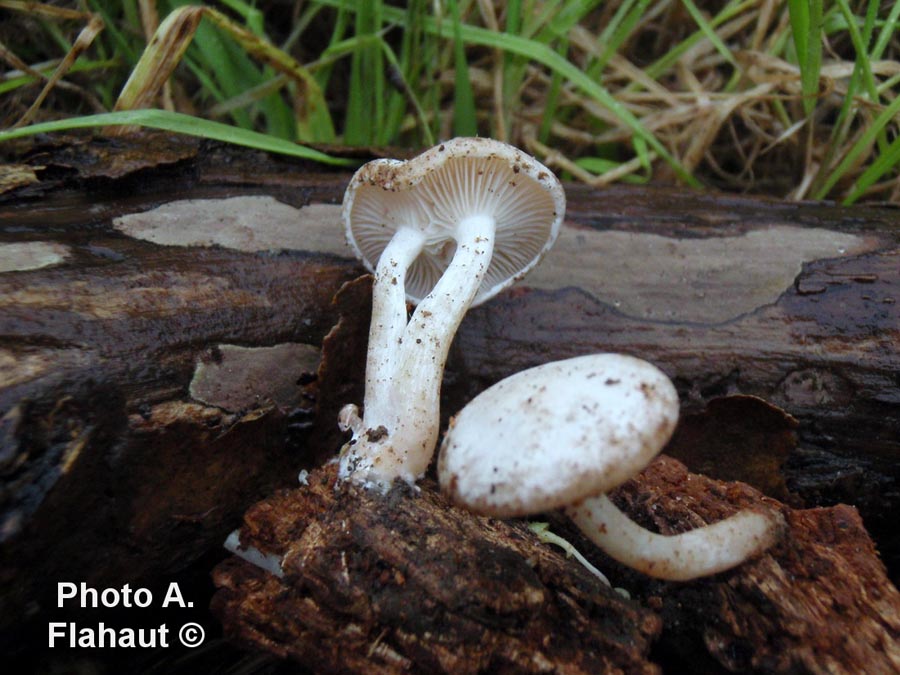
438 354 785 581
338 138 565 489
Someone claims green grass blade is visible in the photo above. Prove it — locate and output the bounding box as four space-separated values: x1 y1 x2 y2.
588 0 652 77
576 157 648 184
680 0 738 67
144 5 335 142
811 0 887 197
501 0 525 139
37 15 78 54
182 52 227 104
307 0 349 103
317 33 433 146
787 0 822 117
0 110 356 167
343 12 368 144
315 0 697 185
816 93 900 199
834 0 878 106
633 135 651 173
0 59 117 96
377 39 433 146
641 0 750 82
344 1 384 145
870 1 900 60
787 0 808 61
381 0 432 145
86 0 139 65
845 135 900 204
522 0 564 40
217 0 266 36
192 15 282 132
420 0 444 143
537 39 567 144
371 1 385 141
505 0 522 35
537 0 601 43
209 0 294 139
448 0 477 136
447 18 694 183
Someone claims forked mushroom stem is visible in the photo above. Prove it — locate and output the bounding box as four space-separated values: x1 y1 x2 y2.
339 214 496 487
363 226 426 425
566 494 785 582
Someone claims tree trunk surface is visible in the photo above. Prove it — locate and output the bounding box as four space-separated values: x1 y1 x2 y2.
1 133 898 672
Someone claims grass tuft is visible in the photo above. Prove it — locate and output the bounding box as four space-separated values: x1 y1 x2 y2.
2 0 900 203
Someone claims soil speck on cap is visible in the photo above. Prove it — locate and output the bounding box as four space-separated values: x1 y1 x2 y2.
366 426 389 442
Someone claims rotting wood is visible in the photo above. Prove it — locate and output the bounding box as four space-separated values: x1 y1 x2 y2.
215 272 899 673
0 134 898 670
212 458 900 675
556 456 900 674
213 464 663 675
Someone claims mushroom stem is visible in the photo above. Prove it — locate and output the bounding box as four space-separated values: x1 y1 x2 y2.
363 227 426 425
403 214 496 351
566 494 785 582
390 213 496 475
340 214 496 487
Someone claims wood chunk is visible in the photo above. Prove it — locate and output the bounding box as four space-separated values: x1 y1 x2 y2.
0 164 39 194
215 457 900 674
212 465 663 675
22 132 199 180
588 456 900 674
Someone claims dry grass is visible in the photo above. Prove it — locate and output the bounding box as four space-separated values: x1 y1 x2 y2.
1 0 899 203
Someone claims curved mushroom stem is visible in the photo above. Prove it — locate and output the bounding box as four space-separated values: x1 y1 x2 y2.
363 226 426 424
391 213 496 474
566 494 785 581
340 214 496 488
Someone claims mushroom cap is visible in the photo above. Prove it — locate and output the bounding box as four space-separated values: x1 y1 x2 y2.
342 137 565 305
438 354 679 518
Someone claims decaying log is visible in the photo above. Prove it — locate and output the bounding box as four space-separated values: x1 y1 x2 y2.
212 458 900 674
212 464 662 675
590 456 900 674
0 134 898 670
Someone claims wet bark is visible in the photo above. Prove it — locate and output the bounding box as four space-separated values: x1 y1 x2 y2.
1 134 898 671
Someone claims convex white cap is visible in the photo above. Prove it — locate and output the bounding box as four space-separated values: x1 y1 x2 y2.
439 353 679 517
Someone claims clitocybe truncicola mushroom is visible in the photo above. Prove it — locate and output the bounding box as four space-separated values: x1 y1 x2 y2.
338 138 565 489
438 354 785 581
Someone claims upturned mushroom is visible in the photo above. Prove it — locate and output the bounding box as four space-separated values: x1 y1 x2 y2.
338 138 565 489
438 354 785 581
